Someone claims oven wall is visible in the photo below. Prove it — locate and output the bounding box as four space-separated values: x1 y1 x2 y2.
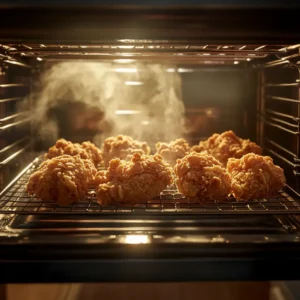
1 59 299 196
182 66 257 144
0 62 33 191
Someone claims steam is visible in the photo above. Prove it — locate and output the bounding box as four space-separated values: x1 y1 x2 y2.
31 61 186 146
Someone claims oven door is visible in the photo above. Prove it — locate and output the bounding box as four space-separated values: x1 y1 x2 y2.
1 210 300 282
1 3 300 283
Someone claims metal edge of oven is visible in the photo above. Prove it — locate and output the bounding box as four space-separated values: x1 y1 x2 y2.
1 3 300 284
1 6 300 44
1 210 300 282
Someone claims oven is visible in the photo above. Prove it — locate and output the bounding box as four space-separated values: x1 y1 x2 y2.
1 2 300 285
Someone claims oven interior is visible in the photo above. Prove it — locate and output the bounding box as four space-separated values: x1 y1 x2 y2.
1 43 299 194
1 43 300 281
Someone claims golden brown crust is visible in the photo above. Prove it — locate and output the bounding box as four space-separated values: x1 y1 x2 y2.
191 131 262 166
26 155 97 205
81 141 103 166
95 153 173 205
155 138 190 166
102 135 150 167
174 152 231 202
227 153 286 200
46 138 103 167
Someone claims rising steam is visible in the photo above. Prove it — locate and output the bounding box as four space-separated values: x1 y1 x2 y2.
31 61 186 146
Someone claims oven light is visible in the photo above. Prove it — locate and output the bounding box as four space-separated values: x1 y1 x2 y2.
206 109 213 116
166 68 176 72
124 235 150 244
115 110 141 115
233 61 239 65
118 45 134 49
177 68 194 73
115 68 137 73
247 58 251 61
114 59 135 63
124 81 143 86
37 57 43 61
141 120 149 125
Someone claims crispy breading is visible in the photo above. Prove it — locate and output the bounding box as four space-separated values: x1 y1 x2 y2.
102 135 150 167
26 155 97 205
174 152 231 201
227 153 286 200
95 153 173 205
191 130 262 165
46 138 102 166
156 138 190 166
81 141 103 166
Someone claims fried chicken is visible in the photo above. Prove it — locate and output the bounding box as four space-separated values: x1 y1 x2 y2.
26 155 97 205
156 138 190 166
81 141 103 166
102 135 150 167
227 153 286 201
191 130 262 166
46 138 103 167
95 153 173 205
174 152 231 201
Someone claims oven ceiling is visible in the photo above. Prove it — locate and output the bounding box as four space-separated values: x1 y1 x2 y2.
0 6 300 44
1 0 300 6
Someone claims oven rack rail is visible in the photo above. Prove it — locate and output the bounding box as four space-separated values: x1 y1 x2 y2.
1 43 296 65
0 160 300 215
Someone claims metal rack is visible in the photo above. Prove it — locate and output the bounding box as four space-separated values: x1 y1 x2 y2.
0 159 299 215
0 57 32 191
0 43 292 64
257 49 300 194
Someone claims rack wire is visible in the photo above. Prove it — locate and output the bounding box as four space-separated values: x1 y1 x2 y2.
0 160 299 215
0 43 292 65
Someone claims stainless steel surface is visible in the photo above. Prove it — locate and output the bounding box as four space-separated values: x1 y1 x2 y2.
1 43 292 64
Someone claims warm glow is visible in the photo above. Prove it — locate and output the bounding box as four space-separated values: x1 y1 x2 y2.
177 68 194 73
117 45 135 49
124 235 150 244
125 81 143 86
166 68 176 72
114 59 135 63
114 68 137 73
115 110 141 115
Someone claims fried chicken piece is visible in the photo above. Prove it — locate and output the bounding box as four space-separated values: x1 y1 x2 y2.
95 153 173 205
27 155 97 205
227 153 286 201
102 135 150 167
81 141 103 166
174 152 231 201
191 130 262 166
155 138 190 166
46 138 103 166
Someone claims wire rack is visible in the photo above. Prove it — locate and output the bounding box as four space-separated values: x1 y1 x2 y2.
0 162 300 215
0 43 294 65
